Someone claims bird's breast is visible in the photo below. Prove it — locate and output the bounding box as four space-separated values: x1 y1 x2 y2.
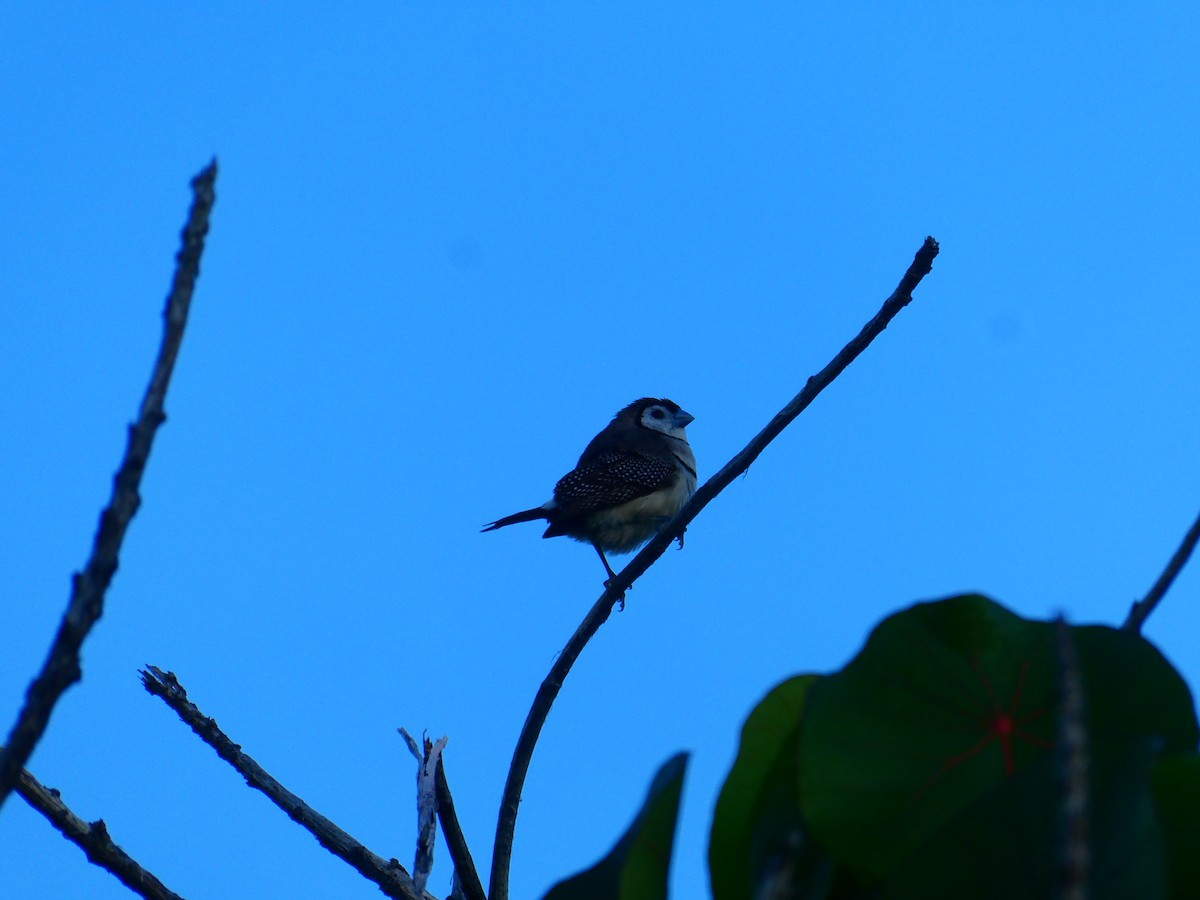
583 472 695 554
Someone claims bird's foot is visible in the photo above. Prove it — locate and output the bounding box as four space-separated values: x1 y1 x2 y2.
603 578 628 611
652 517 686 548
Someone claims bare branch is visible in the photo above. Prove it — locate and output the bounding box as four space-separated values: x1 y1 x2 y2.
488 237 941 900
11 755 184 900
1122 508 1200 634
141 667 428 900
398 729 486 900
0 161 218 809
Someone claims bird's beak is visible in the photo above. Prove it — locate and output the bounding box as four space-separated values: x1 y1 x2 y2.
674 409 695 428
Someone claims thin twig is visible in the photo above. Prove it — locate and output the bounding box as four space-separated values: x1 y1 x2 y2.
436 758 486 900
1122 508 1200 634
0 161 218 810
11 755 184 900
141 667 428 900
488 237 941 900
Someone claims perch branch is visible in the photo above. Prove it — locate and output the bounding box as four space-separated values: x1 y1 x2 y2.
1122 507 1200 634
488 237 941 900
10 753 184 900
0 161 217 809
141 667 427 900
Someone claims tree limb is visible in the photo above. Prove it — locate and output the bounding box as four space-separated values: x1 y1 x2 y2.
10 753 185 900
488 237 941 900
0 160 218 810
141 667 429 900
1122 508 1200 634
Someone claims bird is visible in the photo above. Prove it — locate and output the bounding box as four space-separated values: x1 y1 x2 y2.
482 397 697 582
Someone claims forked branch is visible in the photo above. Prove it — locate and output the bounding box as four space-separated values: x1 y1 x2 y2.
488 237 941 900
397 729 486 900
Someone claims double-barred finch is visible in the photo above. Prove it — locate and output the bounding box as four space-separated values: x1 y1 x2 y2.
483 398 697 581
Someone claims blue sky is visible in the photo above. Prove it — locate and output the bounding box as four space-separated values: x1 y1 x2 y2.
3 4 1199 898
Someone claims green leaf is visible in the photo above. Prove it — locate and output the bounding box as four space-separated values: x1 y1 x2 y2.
1152 753 1200 899
878 738 1165 900
543 752 688 900
798 594 1196 886
711 675 834 900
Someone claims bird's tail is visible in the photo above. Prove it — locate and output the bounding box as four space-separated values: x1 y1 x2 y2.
481 506 547 532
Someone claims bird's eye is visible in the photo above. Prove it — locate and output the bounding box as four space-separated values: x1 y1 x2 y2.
651 408 666 420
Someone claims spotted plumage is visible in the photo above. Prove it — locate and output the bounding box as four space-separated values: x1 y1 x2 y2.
483 397 697 580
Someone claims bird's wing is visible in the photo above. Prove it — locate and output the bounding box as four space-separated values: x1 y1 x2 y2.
551 450 677 519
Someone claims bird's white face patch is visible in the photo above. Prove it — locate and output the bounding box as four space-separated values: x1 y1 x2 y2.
641 404 691 441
